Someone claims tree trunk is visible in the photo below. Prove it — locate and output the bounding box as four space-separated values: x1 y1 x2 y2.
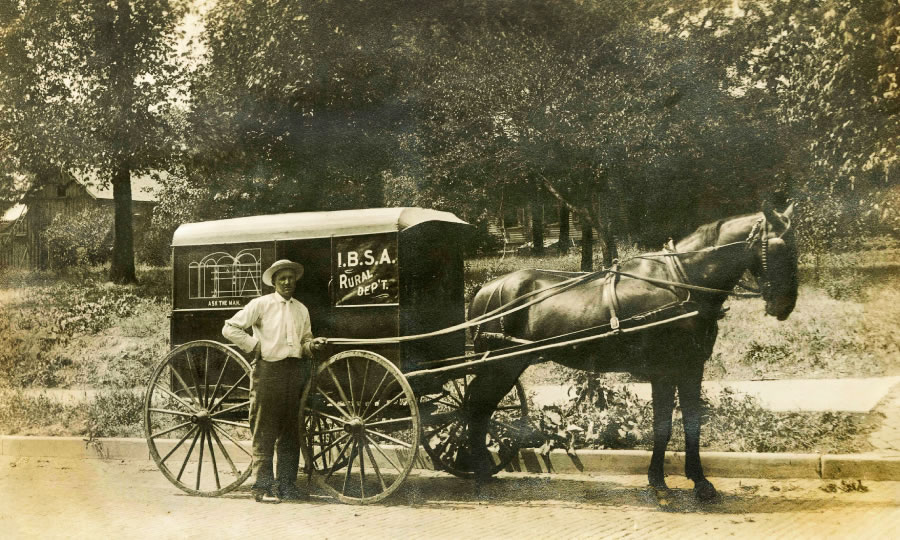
108 0 137 284
109 164 137 284
580 223 593 272
558 205 571 254
530 198 544 256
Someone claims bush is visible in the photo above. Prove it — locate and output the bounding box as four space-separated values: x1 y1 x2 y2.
86 389 144 438
42 207 113 269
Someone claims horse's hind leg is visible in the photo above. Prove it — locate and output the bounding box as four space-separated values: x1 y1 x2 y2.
649 377 676 495
677 372 718 502
465 360 529 484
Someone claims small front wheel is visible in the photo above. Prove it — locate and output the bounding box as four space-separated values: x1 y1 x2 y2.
300 350 420 504
143 340 253 497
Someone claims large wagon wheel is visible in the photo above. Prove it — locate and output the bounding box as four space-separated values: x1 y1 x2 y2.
300 350 420 505
420 375 529 479
144 340 253 497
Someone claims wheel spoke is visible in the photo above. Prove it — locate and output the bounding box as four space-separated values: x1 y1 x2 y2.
363 437 386 492
184 349 205 409
209 371 250 411
160 425 198 466
202 347 211 407
451 378 465 403
364 416 414 429
211 400 250 418
365 434 403 474
346 359 356 415
325 437 354 481
196 427 206 490
366 428 413 448
209 425 241 477
176 429 201 482
357 357 370 417
306 426 346 437
205 428 221 490
311 432 351 462
341 441 357 495
169 363 202 406
211 423 253 459
151 382 199 413
307 408 349 425
210 418 250 430
363 392 403 423
315 386 353 420
358 438 366 498
326 364 353 413
208 353 231 409
360 370 390 419
150 420 192 440
149 408 194 418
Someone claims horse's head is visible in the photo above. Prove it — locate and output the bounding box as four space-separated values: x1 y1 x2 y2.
749 203 798 320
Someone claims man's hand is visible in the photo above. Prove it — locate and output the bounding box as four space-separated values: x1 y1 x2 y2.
252 342 262 361
310 337 327 352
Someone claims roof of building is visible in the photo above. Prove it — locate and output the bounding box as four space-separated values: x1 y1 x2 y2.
172 207 470 247
1 203 26 223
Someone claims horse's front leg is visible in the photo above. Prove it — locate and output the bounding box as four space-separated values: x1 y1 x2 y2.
649 378 676 499
677 373 718 502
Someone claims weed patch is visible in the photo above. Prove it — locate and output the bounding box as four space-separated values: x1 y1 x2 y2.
526 376 873 454
86 389 144 438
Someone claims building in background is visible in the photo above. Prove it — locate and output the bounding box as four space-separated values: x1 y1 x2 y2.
0 171 161 269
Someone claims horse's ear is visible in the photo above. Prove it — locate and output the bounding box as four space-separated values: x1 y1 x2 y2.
782 202 795 220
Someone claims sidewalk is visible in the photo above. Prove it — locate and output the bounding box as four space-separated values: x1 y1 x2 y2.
2 378 899 480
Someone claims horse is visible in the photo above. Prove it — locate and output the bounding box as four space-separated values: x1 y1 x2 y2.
465 203 798 502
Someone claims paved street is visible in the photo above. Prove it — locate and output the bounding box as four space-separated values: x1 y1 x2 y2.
1 456 898 539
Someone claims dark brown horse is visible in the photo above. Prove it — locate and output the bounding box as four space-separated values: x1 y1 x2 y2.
466 204 798 501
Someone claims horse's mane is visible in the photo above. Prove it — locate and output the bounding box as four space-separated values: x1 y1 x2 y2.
677 219 725 246
677 213 758 246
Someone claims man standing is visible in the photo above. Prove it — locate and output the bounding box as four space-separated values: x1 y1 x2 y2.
223 259 326 503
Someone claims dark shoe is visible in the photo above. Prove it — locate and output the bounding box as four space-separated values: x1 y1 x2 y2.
278 484 309 501
253 487 282 504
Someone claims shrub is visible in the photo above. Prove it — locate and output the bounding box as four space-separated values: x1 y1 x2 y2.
86 389 144 438
42 207 113 269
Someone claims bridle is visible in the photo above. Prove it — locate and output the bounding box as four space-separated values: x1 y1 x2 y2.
618 213 792 300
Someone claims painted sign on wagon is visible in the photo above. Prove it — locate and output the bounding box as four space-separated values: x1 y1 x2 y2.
173 243 275 309
333 233 398 306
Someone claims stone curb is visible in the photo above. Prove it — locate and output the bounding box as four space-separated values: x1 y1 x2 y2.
3 436 899 481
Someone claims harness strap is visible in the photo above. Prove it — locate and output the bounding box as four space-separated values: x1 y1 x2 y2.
662 238 691 301
603 261 621 330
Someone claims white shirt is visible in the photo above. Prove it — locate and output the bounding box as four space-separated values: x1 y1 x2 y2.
222 293 314 362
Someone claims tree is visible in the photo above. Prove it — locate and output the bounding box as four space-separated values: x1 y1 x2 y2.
736 0 900 254
414 1 785 266
0 0 185 282
186 0 432 220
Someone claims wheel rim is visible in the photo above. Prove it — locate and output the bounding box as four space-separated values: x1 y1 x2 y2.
144 340 253 497
421 376 528 479
301 350 420 504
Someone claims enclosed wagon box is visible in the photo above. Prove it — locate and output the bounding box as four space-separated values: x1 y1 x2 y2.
169 207 471 372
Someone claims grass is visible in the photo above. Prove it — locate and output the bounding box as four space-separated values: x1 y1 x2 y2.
0 239 896 453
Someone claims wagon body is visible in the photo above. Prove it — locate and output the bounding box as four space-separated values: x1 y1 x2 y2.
168 208 470 390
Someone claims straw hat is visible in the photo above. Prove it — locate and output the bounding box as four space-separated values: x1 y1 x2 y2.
262 259 304 286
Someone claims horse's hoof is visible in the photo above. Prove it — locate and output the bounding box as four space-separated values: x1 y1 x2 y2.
653 487 673 510
693 480 719 502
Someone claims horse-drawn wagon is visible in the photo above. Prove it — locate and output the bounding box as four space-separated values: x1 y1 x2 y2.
144 204 798 505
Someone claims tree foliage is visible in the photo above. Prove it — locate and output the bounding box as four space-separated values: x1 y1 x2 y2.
0 0 185 281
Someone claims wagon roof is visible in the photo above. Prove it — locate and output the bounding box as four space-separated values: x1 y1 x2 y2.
172 207 469 246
